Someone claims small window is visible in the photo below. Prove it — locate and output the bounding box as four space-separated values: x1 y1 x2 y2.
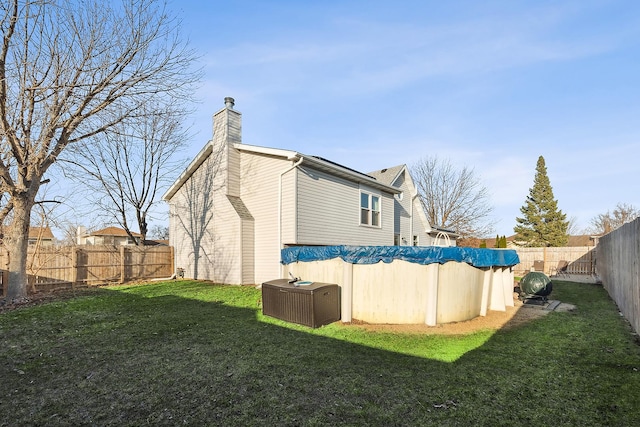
360 191 381 227
394 234 400 246
413 235 419 246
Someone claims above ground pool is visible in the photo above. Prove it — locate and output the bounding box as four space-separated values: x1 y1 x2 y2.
280 245 520 325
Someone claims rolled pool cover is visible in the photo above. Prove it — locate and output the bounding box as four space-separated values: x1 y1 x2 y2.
519 271 553 297
281 245 520 268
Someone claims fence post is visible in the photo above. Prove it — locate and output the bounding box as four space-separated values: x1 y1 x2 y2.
170 246 175 278
70 247 76 289
120 246 126 284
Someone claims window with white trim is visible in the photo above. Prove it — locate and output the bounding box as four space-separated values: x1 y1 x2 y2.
360 192 381 227
413 235 419 246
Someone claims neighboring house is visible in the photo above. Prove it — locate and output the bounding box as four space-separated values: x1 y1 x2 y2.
164 97 456 285
77 226 142 246
566 234 601 247
28 226 55 246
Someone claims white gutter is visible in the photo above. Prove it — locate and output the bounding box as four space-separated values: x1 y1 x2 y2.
278 155 304 252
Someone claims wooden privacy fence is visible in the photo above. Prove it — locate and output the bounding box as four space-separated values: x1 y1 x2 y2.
0 245 174 295
597 218 640 335
512 246 596 277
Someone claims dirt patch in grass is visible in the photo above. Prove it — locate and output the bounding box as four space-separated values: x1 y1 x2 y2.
344 294 555 335
0 287 102 313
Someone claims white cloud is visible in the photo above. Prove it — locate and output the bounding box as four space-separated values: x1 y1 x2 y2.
198 2 630 101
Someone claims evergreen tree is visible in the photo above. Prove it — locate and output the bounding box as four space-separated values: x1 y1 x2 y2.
514 156 569 247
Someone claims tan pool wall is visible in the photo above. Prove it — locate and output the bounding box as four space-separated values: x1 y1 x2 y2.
282 259 514 325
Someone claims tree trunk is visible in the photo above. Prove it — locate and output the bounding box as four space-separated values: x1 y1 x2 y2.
4 197 34 301
138 210 147 245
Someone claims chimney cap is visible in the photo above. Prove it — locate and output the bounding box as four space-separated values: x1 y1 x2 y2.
224 97 235 109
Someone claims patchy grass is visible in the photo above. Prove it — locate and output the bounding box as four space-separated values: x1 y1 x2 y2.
1 280 639 426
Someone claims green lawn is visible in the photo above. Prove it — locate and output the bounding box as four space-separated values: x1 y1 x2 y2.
1 280 639 426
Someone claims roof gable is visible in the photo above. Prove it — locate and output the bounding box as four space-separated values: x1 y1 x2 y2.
163 140 216 201
369 164 435 234
91 227 141 238
28 226 55 240
368 165 406 187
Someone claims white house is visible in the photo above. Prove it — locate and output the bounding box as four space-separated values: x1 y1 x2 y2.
163 98 456 285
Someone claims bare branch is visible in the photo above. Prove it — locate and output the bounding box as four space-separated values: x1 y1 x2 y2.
410 156 495 239
589 203 639 234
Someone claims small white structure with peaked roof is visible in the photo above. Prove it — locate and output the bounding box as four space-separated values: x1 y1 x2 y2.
163 98 456 284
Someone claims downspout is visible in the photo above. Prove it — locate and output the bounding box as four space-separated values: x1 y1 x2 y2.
279 156 304 252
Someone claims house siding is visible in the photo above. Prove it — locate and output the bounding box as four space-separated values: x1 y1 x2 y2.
281 169 296 245
169 153 220 280
168 149 251 283
389 169 433 247
211 191 242 283
393 172 412 245
240 152 295 284
296 166 394 246
411 197 433 245
241 218 255 283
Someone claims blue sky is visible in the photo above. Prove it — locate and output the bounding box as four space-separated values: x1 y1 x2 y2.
163 0 640 237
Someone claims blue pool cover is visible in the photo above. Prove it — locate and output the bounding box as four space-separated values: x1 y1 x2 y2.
281 245 519 268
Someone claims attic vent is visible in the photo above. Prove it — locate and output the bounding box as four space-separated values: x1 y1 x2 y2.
381 168 387 173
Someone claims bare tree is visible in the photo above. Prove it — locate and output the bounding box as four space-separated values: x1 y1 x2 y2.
0 0 198 299
410 156 494 239
566 215 581 236
589 202 639 234
149 224 169 240
64 102 189 245
56 221 82 246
